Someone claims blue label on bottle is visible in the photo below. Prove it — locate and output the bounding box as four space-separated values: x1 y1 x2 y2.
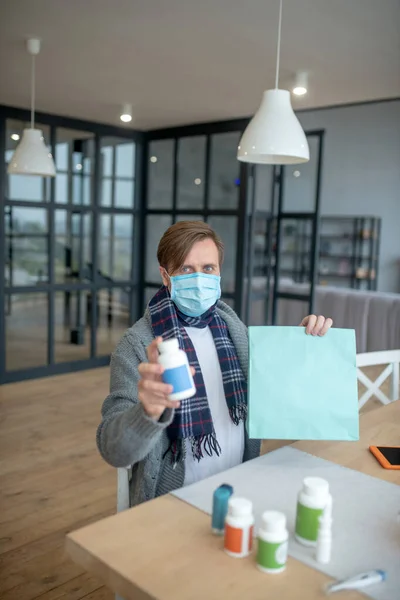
162 364 192 394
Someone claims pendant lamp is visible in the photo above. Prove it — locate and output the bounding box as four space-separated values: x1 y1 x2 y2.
8 38 56 177
237 0 309 165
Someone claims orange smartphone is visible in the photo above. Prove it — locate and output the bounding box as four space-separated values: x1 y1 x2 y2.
369 446 400 470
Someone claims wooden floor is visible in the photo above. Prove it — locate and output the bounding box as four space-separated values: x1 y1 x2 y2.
0 368 115 600
0 365 396 600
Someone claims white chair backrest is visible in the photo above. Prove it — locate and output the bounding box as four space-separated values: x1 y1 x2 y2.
356 349 400 409
116 468 131 600
117 467 130 513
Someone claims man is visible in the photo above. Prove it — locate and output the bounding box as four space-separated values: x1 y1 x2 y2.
97 221 332 506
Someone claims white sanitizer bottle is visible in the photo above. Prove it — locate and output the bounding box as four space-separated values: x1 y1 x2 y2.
158 339 196 401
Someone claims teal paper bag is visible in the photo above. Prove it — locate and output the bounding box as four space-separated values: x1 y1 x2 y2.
248 327 359 441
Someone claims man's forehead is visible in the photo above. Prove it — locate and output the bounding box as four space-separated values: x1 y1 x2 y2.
184 239 218 257
181 260 219 266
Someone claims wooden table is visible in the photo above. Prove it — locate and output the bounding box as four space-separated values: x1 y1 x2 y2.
66 402 399 600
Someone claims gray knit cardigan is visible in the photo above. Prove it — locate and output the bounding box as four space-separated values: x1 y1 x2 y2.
96 301 261 506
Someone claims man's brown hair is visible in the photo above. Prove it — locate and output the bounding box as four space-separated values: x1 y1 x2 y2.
157 220 224 273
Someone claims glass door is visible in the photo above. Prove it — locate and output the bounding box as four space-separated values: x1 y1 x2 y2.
1 115 139 384
243 130 325 326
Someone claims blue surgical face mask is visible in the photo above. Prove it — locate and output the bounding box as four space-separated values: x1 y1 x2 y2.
167 272 221 317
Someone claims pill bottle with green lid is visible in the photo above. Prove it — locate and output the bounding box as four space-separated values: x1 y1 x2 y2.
295 476 330 546
257 511 289 574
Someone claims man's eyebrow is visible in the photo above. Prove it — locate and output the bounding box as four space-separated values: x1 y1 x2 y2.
179 263 218 271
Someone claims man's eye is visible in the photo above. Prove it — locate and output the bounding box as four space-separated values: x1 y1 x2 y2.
204 266 213 273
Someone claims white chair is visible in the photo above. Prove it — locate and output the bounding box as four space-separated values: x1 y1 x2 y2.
117 467 131 513
356 349 400 409
116 468 131 600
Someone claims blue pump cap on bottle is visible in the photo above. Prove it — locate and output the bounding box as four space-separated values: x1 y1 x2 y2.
211 484 234 534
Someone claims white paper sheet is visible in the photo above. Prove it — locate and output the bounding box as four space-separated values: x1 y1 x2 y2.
172 446 400 600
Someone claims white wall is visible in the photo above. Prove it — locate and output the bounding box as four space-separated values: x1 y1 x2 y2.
297 100 400 293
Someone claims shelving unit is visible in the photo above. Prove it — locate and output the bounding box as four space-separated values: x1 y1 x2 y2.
251 215 381 291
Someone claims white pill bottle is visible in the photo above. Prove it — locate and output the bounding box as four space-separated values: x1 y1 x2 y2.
257 510 289 573
295 476 330 546
224 497 255 558
158 339 196 401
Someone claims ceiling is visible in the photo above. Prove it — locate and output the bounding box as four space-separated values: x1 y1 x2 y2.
0 0 399 130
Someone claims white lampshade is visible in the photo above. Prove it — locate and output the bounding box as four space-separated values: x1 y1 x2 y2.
7 129 56 177
237 89 310 165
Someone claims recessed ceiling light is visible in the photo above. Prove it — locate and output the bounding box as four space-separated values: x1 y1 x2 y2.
76 163 83 171
194 178 202 185
292 72 308 96
150 156 158 163
120 103 133 123
11 133 20 141
293 86 307 96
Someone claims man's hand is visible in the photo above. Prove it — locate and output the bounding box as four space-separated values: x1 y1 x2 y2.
300 315 333 336
138 337 195 420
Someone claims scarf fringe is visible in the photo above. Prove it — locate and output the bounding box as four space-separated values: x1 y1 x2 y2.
191 432 222 461
229 403 248 426
164 433 222 467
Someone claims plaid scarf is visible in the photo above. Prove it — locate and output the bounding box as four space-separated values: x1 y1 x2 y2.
148 285 247 464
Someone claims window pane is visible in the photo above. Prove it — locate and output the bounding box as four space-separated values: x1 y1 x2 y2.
69 174 91 205
250 214 272 277
83 175 91 205
115 142 135 177
175 214 203 222
8 175 44 202
5 207 48 286
55 129 94 205
5 206 47 234
101 178 112 206
99 214 133 281
114 215 132 280
208 216 237 293
115 179 134 208
54 290 91 363
280 218 312 283
101 145 113 177
96 288 131 356
100 138 136 208
146 215 172 282
83 156 91 175
176 136 206 209
55 173 68 204
254 165 274 212
209 132 241 210
54 210 92 282
147 140 174 209
6 120 51 202
6 293 48 371
56 142 69 171
72 150 84 174
72 174 82 204
283 136 319 212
